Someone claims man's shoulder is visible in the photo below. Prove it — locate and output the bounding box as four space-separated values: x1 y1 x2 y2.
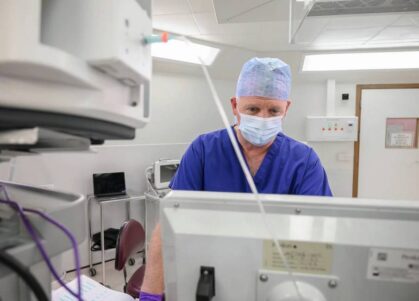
278 134 311 152
277 134 320 163
194 128 228 145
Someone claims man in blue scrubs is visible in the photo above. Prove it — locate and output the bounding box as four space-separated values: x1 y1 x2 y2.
140 57 332 300
170 57 332 196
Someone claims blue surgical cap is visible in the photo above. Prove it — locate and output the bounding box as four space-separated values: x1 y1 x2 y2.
236 57 291 101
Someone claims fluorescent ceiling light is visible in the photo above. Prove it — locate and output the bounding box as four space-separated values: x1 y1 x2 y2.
303 51 419 71
151 39 220 66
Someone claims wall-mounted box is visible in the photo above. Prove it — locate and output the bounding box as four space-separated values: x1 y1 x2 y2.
306 116 358 142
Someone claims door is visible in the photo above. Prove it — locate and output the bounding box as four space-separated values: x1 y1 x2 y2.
357 87 419 200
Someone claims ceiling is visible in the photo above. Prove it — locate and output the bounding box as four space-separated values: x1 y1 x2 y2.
152 0 419 52
152 0 292 52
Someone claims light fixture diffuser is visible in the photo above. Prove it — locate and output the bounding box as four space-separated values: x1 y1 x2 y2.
151 39 220 66
303 51 419 71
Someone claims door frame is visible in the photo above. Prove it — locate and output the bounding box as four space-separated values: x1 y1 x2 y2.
352 83 419 197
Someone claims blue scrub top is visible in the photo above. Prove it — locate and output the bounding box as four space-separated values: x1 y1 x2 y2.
170 127 332 196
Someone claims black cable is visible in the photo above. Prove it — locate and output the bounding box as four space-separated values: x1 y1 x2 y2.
0 249 49 301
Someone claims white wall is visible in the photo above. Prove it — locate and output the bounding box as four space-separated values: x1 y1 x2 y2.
281 81 356 197
114 72 236 145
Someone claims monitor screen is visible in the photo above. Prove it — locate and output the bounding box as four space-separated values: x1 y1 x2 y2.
153 160 180 190
93 172 126 196
160 164 178 183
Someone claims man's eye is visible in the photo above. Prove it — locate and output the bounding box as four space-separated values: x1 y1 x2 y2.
270 108 282 115
248 107 258 112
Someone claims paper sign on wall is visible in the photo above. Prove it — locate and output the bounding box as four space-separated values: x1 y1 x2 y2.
390 133 414 147
385 118 418 149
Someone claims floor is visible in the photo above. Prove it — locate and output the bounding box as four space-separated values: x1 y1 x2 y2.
52 252 145 294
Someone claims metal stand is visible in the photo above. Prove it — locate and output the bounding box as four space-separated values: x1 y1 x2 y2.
87 194 145 286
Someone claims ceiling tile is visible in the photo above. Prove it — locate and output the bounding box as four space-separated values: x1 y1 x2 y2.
324 14 400 30
193 12 287 35
292 17 329 45
214 0 289 23
194 12 245 34
392 13 419 26
153 14 201 35
313 27 382 47
369 26 419 42
213 0 265 22
188 0 215 14
152 0 190 15
153 0 213 15
189 32 291 52
213 0 289 23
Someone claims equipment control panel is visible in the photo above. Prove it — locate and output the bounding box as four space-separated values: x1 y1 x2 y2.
306 116 358 142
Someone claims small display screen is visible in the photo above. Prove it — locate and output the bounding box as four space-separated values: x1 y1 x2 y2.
93 172 126 197
160 164 179 183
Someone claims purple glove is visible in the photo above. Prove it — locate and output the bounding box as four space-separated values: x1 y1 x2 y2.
139 291 163 301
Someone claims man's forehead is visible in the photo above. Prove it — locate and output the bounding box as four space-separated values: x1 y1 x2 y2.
240 96 272 101
238 96 288 106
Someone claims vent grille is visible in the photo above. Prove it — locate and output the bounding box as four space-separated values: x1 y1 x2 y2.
308 0 419 16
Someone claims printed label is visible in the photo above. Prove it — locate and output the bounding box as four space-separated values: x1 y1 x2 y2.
367 248 419 283
390 133 414 147
263 240 333 275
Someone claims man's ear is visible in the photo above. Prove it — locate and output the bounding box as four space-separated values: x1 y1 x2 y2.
283 101 291 118
230 97 238 116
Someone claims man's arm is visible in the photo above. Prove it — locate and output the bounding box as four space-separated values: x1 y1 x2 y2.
170 137 204 190
141 138 205 299
297 149 333 196
140 224 164 298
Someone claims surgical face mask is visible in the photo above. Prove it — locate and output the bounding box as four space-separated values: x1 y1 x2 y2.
238 113 283 146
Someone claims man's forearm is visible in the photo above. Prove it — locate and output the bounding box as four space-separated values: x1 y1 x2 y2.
141 224 165 294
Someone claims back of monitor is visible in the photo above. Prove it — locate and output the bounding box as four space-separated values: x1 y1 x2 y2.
161 191 419 301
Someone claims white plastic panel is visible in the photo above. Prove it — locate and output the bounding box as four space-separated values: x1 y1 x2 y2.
161 191 419 301
306 116 358 142
0 0 152 136
42 0 152 83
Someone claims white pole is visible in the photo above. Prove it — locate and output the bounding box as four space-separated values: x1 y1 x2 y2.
326 79 336 116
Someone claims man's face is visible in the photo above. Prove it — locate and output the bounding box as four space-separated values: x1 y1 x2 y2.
231 96 291 122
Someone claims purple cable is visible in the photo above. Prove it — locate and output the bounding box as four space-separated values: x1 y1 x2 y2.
0 197 81 299
0 185 83 300
25 208 82 300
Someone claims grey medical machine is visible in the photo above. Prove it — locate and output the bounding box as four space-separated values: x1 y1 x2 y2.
161 191 419 301
0 181 86 301
145 159 179 255
0 0 152 299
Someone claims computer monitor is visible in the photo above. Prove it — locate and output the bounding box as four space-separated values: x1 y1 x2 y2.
93 172 126 197
160 191 419 301
153 159 180 190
